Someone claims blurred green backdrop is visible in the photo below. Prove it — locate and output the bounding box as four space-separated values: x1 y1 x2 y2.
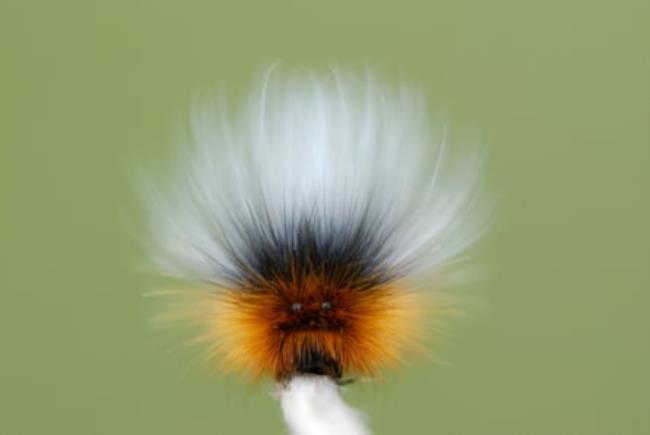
1 1 648 434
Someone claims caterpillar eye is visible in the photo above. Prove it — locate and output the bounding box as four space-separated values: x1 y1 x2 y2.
291 302 302 313
321 301 332 310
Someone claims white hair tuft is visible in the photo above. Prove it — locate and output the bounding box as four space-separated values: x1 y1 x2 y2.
145 68 487 289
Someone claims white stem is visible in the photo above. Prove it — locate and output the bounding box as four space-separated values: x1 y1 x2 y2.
279 376 370 435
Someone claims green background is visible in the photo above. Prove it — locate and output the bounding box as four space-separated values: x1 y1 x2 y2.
1 1 648 434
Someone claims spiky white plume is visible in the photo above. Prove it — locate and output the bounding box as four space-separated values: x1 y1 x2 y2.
145 68 486 288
